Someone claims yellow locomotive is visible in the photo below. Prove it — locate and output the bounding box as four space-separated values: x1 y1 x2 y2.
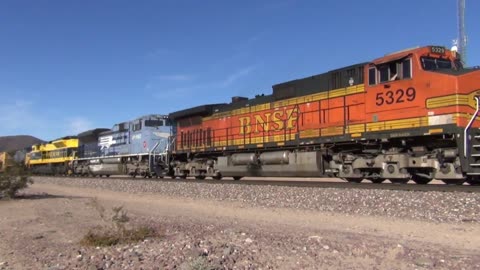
0 152 14 173
27 136 78 175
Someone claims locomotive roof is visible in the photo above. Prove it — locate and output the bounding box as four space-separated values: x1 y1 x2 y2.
170 61 368 119
49 136 77 143
169 45 459 121
134 114 169 120
169 104 227 120
77 128 110 138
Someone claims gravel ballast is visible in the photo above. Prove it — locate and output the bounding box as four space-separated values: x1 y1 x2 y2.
33 177 480 223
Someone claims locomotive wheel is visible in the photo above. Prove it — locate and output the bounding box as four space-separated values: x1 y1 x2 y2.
370 179 384 184
466 176 480 186
233 176 243 181
212 173 222 180
344 178 363 183
411 175 431 185
442 179 465 185
390 179 409 184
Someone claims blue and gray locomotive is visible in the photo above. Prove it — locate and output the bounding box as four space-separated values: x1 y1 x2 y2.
73 114 172 177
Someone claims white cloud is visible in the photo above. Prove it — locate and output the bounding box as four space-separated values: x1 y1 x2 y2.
0 100 95 140
0 100 45 134
216 66 255 88
145 48 173 59
157 74 193 81
145 74 193 90
152 65 256 98
66 117 93 135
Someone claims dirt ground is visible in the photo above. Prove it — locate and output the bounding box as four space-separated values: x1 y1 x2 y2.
0 183 479 269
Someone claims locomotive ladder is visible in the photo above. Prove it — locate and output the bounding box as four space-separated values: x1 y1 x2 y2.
464 96 480 172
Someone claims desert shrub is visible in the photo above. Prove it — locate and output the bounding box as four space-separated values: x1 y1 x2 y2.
181 257 212 270
0 165 32 198
81 199 162 246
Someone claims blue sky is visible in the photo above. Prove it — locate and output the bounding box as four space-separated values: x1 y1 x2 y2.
0 0 478 140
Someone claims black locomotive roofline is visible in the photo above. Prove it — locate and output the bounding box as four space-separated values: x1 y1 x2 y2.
169 104 227 120
49 136 78 143
169 62 368 120
77 128 110 138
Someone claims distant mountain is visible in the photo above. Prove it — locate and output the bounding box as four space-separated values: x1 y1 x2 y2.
0 135 44 152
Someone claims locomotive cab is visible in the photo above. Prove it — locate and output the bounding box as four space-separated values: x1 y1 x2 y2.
363 46 480 183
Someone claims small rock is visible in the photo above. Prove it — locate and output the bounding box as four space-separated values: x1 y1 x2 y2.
0 262 7 266
223 247 234 256
76 254 83 261
308 236 322 242
245 238 253 244
276 256 283 260
200 248 209 256
414 257 434 267
323 245 330 250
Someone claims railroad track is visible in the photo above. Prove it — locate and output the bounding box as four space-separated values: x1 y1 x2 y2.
33 176 480 193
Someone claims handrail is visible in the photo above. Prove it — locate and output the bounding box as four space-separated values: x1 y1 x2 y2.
148 141 161 173
464 96 480 157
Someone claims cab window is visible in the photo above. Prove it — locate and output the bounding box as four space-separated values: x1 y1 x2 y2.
368 67 376 85
421 57 452 71
145 119 164 127
402 59 412 78
132 121 142 131
369 58 412 85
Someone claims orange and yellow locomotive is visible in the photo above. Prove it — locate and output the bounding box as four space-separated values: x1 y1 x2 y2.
169 46 480 185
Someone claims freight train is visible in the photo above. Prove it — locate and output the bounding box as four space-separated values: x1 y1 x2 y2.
4 45 480 185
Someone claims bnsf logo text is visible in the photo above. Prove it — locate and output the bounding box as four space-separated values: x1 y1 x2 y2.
238 108 299 134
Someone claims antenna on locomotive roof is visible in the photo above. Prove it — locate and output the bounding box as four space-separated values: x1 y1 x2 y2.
451 40 458 53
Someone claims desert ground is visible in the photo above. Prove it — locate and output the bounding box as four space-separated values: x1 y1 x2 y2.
0 177 479 270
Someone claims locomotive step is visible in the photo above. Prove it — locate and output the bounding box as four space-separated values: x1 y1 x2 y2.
473 145 480 148
471 154 480 157
470 164 480 167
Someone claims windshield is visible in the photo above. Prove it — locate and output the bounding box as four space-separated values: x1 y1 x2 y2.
421 57 453 71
